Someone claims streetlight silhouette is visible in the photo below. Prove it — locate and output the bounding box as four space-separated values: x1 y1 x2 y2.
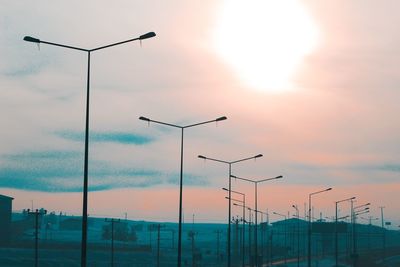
24 32 156 267
139 116 227 267
352 204 370 266
335 196 355 267
27 209 47 267
223 187 246 267
292 205 300 267
307 187 332 267
234 203 253 266
273 211 288 265
197 153 263 267
230 174 283 267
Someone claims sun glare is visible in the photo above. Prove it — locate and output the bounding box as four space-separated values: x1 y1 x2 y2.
213 0 318 93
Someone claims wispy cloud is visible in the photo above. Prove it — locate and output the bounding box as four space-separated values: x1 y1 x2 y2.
56 131 154 145
0 150 206 192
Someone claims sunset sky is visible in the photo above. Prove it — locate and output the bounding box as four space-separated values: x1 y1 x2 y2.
1 0 399 227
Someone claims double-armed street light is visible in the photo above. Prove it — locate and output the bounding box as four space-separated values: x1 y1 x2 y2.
223 188 246 267
307 187 332 267
335 196 356 267
198 154 263 267
24 32 156 267
231 175 283 267
139 116 227 267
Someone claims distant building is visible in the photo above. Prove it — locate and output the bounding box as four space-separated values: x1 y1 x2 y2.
0 194 14 245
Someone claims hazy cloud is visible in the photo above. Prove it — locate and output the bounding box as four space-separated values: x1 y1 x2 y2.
0 149 206 192
56 131 154 145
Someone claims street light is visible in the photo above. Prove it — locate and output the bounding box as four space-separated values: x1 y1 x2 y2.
234 203 254 266
307 187 332 267
198 153 263 267
223 187 246 267
230 174 282 267
352 206 370 266
24 32 156 267
292 205 300 267
335 196 356 267
139 116 227 267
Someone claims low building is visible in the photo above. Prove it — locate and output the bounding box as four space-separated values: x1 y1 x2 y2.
0 194 14 245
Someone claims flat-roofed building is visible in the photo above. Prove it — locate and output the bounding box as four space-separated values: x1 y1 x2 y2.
0 194 14 245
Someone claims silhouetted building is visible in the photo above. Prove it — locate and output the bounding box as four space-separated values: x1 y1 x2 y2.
0 194 13 245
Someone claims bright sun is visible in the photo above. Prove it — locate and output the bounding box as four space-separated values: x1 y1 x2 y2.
213 0 318 93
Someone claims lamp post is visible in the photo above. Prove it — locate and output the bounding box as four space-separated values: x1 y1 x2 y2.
335 197 355 267
233 203 253 266
224 188 246 267
273 211 288 265
27 209 47 267
198 154 263 267
230 175 283 267
307 188 332 267
292 205 300 267
139 116 227 267
352 203 370 267
24 32 156 267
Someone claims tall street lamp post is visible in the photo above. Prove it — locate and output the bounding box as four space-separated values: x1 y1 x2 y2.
224 188 246 267
198 154 263 267
335 197 355 267
139 116 227 267
308 188 332 267
24 32 156 267
231 175 283 267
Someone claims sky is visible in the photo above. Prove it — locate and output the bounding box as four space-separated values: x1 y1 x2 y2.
0 0 399 227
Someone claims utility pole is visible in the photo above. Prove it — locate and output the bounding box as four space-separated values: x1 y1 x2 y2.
28 209 47 267
105 218 120 267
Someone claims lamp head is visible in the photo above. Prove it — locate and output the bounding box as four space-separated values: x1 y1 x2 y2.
326 187 332 191
139 116 150 122
255 154 263 158
275 175 283 179
23 36 40 43
198 155 206 159
351 197 356 200
230 175 237 178
216 116 227 122
222 187 228 191
139 32 156 40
